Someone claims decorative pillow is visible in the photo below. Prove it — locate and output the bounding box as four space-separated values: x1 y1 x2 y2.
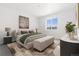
21 31 28 34
29 30 34 34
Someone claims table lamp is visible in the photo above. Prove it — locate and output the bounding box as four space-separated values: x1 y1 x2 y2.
5 27 11 36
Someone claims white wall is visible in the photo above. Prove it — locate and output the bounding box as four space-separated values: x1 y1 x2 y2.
0 4 77 43
37 6 77 38
0 6 37 44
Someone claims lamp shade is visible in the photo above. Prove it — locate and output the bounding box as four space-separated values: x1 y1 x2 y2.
5 27 10 32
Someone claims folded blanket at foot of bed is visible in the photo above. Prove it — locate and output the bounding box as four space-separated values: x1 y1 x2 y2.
16 33 47 49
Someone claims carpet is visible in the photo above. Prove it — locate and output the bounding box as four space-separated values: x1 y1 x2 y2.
7 42 55 56
0 44 12 56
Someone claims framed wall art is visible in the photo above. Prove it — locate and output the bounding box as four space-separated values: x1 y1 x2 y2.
19 16 29 29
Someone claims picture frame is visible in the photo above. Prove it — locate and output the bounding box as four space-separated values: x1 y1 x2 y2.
19 16 29 29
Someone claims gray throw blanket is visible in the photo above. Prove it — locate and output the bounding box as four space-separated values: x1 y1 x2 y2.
24 33 47 44
19 33 47 44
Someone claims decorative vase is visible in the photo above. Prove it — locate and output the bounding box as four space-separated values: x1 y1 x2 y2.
68 32 75 40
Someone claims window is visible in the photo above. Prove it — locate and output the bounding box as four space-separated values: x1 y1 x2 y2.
46 17 58 30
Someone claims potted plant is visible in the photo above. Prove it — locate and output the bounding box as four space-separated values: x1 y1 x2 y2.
65 22 76 39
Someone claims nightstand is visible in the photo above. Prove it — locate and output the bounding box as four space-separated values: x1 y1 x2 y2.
3 36 12 44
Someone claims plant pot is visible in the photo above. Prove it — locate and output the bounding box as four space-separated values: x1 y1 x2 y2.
68 32 75 40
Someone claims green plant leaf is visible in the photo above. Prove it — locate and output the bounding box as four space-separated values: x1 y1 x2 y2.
65 22 76 32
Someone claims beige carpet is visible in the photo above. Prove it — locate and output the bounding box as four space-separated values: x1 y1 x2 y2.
7 42 56 56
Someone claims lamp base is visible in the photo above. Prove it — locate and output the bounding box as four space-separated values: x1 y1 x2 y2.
7 32 9 36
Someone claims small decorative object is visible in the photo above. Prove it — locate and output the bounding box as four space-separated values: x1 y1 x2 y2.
5 27 11 36
65 22 76 40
